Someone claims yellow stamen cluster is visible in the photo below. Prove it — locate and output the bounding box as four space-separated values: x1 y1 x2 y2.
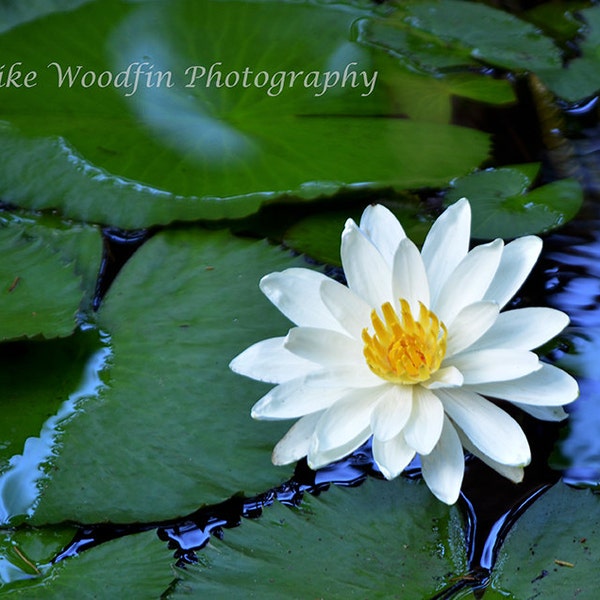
362 299 447 384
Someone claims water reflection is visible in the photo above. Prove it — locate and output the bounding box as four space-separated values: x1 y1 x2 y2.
0 336 111 525
543 204 600 485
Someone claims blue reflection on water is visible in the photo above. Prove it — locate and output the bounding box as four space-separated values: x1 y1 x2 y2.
543 206 600 486
0 337 111 525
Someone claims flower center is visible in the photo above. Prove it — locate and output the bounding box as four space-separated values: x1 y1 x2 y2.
362 299 447 384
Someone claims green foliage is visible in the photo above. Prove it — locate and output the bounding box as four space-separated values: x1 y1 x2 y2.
360 0 561 73
0 218 94 341
491 483 600 600
1 531 173 597
446 166 583 239
0 0 490 228
22 229 317 524
168 478 467 599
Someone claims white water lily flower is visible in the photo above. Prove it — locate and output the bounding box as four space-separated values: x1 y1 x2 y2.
230 199 579 504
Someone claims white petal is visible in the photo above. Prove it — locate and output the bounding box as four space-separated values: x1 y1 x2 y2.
320 279 372 339
392 237 430 313
371 384 413 441
272 412 323 465
341 219 392 308
421 198 471 306
230 337 317 384
284 327 363 366
446 349 541 384
469 307 569 351
512 402 568 421
372 434 416 479
445 301 499 356
483 236 542 309
421 417 464 505
304 365 383 388
458 431 524 483
260 268 344 332
359 203 406 266
470 363 579 406
434 239 504 325
423 366 464 390
311 386 387 452
437 388 530 466
251 377 347 420
403 386 444 454
308 426 372 470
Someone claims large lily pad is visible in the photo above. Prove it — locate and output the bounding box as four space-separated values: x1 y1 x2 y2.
26 229 314 525
490 482 600 599
168 477 468 599
0 0 490 228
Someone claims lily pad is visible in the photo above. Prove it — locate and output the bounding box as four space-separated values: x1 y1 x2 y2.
445 167 583 239
359 0 561 74
537 6 600 102
0 330 106 525
0 530 173 598
0 0 490 228
168 477 468 599
0 220 84 341
26 228 316 525
490 482 600 599
0 526 76 586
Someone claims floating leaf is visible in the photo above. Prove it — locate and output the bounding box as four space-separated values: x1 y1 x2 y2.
169 478 467 599
525 1 587 43
0 526 76 586
445 167 583 239
0 330 106 524
26 229 313 524
1 211 103 311
0 0 489 228
359 0 561 73
538 6 600 102
1 531 173 598
0 220 85 341
490 483 600 598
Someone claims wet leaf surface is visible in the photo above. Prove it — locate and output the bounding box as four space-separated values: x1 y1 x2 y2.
168 477 467 599
0 0 490 228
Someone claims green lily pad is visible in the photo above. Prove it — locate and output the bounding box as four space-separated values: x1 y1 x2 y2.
0 530 173 597
0 526 76 585
168 477 468 599
525 1 588 43
490 482 600 599
0 330 106 524
537 6 600 102
0 220 85 341
26 228 316 525
1 211 103 312
445 167 583 239
0 0 490 229
374 61 516 125
359 0 561 74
